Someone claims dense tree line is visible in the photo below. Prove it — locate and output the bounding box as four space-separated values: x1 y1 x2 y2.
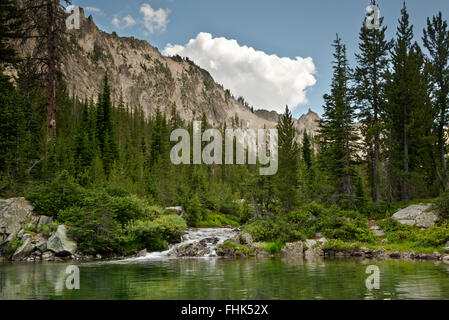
1 0 449 230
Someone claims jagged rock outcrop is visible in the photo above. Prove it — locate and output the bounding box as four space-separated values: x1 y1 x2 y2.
46 225 77 256
10 7 320 138
280 242 304 259
11 234 33 261
169 241 212 257
0 198 35 244
392 204 439 228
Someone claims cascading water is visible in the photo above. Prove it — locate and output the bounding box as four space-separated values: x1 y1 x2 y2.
119 228 237 262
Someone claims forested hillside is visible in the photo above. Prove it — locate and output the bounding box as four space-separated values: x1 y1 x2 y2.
1 0 449 257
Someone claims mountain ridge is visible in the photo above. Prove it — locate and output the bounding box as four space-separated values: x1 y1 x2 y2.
16 7 321 137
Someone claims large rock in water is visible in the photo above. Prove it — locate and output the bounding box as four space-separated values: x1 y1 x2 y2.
0 198 34 243
11 234 33 261
46 225 77 256
169 241 211 257
392 204 438 228
280 241 304 259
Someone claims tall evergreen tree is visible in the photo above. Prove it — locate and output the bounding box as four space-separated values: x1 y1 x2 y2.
423 11 449 191
385 2 431 203
354 0 392 203
0 0 24 65
276 105 299 212
318 35 358 207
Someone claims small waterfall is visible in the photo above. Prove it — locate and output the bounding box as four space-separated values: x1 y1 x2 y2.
124 228 237 262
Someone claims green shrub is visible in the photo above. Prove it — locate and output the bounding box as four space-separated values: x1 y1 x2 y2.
245 217 305 243
219 201 241 217
154 214 187 243
246 203 375 245
359 202 389 219
125 219 165 251
25 171 82 218
415 224 449 247
261 241 284 254
185 194 203 227
321 239 361 252
197 212 240 227
433 193 449 220
6 236 23 256
378 218 411 233
40 221 58 237
59 206 123 255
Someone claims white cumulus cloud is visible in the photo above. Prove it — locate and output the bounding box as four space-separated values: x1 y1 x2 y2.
140 3 170 33
112 15 136 29
163 32 316 112
85 7 102 13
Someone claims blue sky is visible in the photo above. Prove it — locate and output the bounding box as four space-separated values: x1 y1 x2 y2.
71 0 449 118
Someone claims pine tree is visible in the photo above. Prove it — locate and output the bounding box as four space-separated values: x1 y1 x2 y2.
22 0 73 140
318 35 358 207
0 0 24 64
302 131 312 169
354 0 392 203
276 105 299 212
423 11 449 191
385 2 430 203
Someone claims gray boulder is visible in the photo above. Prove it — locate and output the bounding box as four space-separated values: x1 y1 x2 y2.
47 225 77 256
36 241 47 253
0 198 34 242
42 251 55 261
164 206 185 217
280 241 304 259
370 225 386 237
11 234 33 261
443 256 449 265
37 215 53 229
392 204 438 228
136 249 147 257
304 239 323 259
169 241 210 257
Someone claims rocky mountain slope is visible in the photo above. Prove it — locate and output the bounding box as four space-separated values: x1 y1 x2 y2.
17 7 321 137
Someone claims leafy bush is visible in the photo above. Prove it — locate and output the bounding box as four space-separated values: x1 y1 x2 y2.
25 171 82 218
154 214 187 243
378 218 449 248
124 220 166 251
433 193 449 220
321 239 361 252
359 202 389 219
261 241 284 254
185 194 203 227
246 203 376 244
6 236 23 256
245 217 305 243
40 221 58 237
59 205 123 255
197 212 240 227
415 224 449 247
219 201 242 217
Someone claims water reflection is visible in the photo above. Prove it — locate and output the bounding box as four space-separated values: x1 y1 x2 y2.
0 258 449 300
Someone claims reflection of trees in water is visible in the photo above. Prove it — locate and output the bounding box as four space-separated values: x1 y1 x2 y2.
1 259 449 299
0 263 73 299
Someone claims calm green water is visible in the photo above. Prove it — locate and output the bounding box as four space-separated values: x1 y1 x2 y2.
1 258 449 300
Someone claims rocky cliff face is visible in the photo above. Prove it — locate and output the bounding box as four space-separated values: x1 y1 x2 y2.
16 7 320 137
